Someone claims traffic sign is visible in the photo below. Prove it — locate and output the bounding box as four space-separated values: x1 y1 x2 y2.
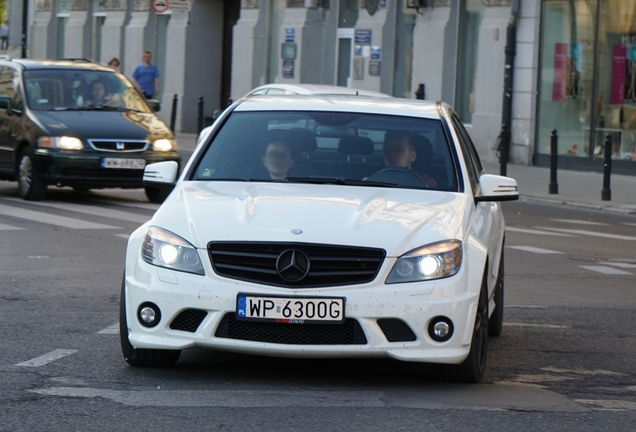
152 0 169 14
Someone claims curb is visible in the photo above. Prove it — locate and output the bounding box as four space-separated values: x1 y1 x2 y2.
518 196 636 215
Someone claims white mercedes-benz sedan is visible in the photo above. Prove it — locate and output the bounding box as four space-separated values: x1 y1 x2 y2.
120 95 519 383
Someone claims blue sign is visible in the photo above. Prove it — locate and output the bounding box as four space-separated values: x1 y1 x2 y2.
354 45 363 56
285 28 295 43
370 46 381 60
237 296 247 317
354 29 372 45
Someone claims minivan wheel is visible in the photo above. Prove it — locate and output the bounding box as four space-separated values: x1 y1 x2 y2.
119 277 180 367
18 148 47 201
145 186 171 204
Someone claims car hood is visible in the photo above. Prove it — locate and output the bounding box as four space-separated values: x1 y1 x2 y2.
33 110 172 140
150 182 471 257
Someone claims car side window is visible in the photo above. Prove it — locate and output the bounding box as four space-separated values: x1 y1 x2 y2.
451 114 480 196
9 69 23 111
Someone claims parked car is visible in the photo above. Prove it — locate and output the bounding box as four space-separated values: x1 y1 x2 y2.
0 58 180 203
121 95 519 383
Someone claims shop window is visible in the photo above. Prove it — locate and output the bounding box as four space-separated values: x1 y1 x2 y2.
455 0 484 124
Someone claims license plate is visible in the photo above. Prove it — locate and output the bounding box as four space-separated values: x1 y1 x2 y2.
101 158 146 169
236 294 345 324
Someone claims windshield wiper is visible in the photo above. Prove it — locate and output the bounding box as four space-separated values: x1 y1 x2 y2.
284 177 398 187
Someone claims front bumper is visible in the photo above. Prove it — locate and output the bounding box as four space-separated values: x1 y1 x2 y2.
124 233 485 365
33 148 181 188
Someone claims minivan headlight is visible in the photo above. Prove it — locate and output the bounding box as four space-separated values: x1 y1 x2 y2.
141 226 205 275
152 139 178 151
386 240 462 284
38 136 84 150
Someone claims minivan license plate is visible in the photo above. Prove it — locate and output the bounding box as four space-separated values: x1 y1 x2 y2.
101 158 146 169
236 294 345 324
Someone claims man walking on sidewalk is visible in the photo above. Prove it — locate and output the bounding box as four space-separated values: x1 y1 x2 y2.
0 21 9 51
132 51 160 99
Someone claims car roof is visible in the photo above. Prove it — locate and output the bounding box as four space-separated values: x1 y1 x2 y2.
248 83 391 98
1 59 115 72
235 94 442 119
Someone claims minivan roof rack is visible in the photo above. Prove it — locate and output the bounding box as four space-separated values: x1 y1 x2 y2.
56 58 97 63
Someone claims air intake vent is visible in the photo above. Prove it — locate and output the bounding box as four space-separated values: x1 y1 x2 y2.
215 313 367 345
377 319 417 342
169 309 208 332
208 242 385 288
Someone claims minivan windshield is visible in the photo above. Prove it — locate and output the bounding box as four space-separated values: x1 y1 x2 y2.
23 69 151 113
193 111 459 191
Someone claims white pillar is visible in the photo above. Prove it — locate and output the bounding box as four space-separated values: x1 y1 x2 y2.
101 11 127 65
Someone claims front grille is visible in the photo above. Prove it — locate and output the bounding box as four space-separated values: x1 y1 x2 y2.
88 139 148 152
377 319 417 342
215 313 367 345
170 309 208 332
208 242 385 288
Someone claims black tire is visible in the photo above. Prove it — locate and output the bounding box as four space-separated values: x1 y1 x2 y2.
488 250 505 337
17 148 47 201
119 277 181 367
438 269 489 383
145 186 172 204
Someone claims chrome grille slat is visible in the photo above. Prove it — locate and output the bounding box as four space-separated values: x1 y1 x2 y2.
87 139 149 152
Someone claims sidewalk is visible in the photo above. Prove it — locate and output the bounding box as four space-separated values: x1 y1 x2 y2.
483 162 636 215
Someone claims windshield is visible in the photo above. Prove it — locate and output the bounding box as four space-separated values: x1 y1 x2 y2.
23 69 151 112
193 111 459 191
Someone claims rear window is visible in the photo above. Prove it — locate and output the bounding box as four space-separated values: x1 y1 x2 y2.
192 111 459 192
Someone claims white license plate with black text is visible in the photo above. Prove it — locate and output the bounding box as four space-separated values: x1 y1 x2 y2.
101 158 146 169
236 294 345 324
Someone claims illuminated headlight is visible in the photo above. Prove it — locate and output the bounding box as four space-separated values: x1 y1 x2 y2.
152 139 178 151
141 226 205 275
386 240 462 284
38 136 84 150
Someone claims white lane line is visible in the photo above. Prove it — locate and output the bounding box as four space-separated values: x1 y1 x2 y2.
15 349 78 367
3 198 150 224
623 223 636 228
98 324 119 334
115 234 130 240
0 204 119 230
550 219 609 226
603 262 636 269
504 323 569 329
506 227 575 237
0 223 25 230
93 199 160 211
507 246 563 254
579 266 633 276
536 227 636 241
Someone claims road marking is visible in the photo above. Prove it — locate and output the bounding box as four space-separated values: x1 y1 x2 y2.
579 265 633 275
542 367 626 376
0 223 25 230
550 219 609 226
536 227 636 241
0 204 119 230
602 262 636 269
15 349 78 367
507 305 547 309
98 324 119 334
623 223 636 228
93 199 160 211
506 227 575 237
575 399 636 411
27 256 50 259
3 198 150 224
504 323 569 329
115 234 130 240
507 246 563 254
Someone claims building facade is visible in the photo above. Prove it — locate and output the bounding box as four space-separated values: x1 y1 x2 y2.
8 0 636 174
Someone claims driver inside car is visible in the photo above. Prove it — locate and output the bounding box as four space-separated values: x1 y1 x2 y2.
383 131 437 188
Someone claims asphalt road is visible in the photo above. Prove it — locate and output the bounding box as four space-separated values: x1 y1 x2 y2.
1 180 635 431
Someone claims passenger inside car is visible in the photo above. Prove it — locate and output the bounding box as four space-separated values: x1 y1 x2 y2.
382 131 437 188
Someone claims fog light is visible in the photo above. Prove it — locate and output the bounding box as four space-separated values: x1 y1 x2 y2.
137 302 161 328
428 316 453 342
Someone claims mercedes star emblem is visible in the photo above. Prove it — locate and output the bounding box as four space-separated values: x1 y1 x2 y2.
276 249 311 282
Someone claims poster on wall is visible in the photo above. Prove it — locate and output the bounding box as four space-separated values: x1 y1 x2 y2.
611 45 627 105
552 43 581 102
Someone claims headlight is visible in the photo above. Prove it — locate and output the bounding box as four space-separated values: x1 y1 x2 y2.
152 139 178 151
141 226 205 275
38 136 84 150
386 240 462 284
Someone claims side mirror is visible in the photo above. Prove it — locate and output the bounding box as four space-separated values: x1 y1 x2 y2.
143 161 178 187
147 99 161 112
475 174 519 202
0 96 12 115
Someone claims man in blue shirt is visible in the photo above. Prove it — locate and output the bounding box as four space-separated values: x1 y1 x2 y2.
132 51 160 99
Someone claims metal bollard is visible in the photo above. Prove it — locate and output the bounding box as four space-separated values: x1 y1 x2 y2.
415 84 425 100
169 94 178 133
549 129 558 194
601 133 612 201
197 96 204 135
